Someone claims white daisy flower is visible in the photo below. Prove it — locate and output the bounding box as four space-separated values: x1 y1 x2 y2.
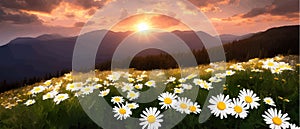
42 91 58 100
127 77 135 83
178 78 187 83
200 81 213 90
230 64 245 71
145 80 156 87
139 107 163 129
113 104 132 120
111 96 124 104
182 83 193 90
134 84 143 90
209 76 222 83
30 86 46 94
44 80 52 86
136 75 144 82
289 123 300 129
215 73 226 79
193 78 205 86
188 102 201 114
238 89 260 109
93 84 103 89
126 102 139 109
167 76 176 83
24 99 36 106
205 68 215 73
158 92 178 109
262 59 278 70
127 91 140 101
229 98 249 119
225 70 236 76
53 93 69 105
174 97 191 114
262 108 290 129
66 82 82 92
208 94 232 119
277 62 293 71
121 83 134 92
174 88 184 94
107 72 121 82
99 89 110 97
264 97 276 107
80 86 95 95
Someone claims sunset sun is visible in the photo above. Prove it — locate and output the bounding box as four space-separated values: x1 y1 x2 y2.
136 22 150 32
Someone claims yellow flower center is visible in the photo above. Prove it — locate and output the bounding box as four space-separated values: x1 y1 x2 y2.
119 108 126 115
189 105 197 112
34 88 41 92
234 106 243 113
115 98 121 102
58 96 65 100
217 102 226 110
128 105 134 109
129 93 136 98
265 99 271 104
272 117 282 125
180 103 188 109
147 115 156 123
268 62 274 67
245 96 253 103
164 98 172 104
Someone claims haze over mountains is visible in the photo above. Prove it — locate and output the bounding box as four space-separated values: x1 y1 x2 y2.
0 25 298 88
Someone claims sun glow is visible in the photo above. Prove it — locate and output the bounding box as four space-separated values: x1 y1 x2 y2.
136 22 150 32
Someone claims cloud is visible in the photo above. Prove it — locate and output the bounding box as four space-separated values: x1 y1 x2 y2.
186 0 240 12
73 22 85 27
68 0 111 9
0 8 42 24
242 0 299 18
0 0 63 13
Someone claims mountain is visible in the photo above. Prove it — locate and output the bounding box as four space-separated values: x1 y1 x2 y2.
0 25 298 92
218 33 254 43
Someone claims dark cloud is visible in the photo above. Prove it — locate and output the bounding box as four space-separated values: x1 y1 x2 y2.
69 0 111 9
242 0 299 18
188 0 239 7
0 0 63 13
0 8 42 24
74 22 85 27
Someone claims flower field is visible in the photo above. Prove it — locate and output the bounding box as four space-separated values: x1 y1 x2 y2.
0 55 299 129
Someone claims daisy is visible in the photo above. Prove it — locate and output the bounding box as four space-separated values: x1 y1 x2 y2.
262 108 290 129
139 107 163 129
121 83 134 92
289 123 300 129
200 81 213 90
99 89 110 97
215 73 226 79
182 83 193 90
24 99 36 106
188 102 201 114
174 97 191 114
167 76 176 83
127 91 140 101
127 78 135 83
93 84 103 89
145 80 156 87
229 98 249 119
158 92 178 109
44 80 52 86
66 82 82 92
178 78 186 83
134 84 143 90
238 89 260 109
193 78 205 86
30 86 46 94
230 64 245 71
53 93 69 104
262 59 278 70
264 97 276 107
209 76 222 83
225 70 236 76
126 102 139 109
107 72 121 82
111 96 124 104
113 104 132 120
80 86 95 95
174 88 184 94
205 68 215 73
208 94 232 119
42 91 58 100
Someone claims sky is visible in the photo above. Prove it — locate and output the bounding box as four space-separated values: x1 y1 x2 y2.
0 0 299 46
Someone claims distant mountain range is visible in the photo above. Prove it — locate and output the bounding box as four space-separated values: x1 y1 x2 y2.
0 25 298 91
